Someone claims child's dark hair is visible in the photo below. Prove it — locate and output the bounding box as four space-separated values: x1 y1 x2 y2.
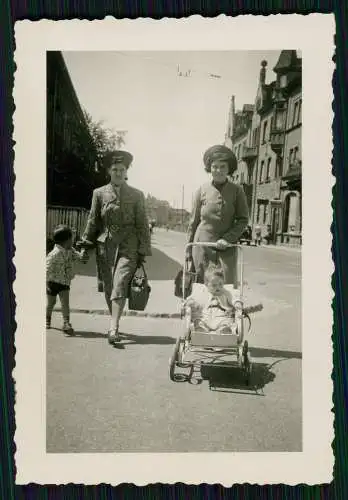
204 264 225 283
53 224 73 244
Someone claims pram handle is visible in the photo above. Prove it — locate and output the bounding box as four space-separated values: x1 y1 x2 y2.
182 242 244 300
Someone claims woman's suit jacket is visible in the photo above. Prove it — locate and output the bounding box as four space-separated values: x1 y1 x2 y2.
187 181 249 285
83 182 151 293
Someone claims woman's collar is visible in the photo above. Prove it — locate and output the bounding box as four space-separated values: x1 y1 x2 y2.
212 179 228 188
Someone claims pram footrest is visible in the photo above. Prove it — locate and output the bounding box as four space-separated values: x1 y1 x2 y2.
190 331 240 348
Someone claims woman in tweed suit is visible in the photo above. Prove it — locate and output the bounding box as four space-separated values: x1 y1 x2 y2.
187 145 249 286
82 150 151 344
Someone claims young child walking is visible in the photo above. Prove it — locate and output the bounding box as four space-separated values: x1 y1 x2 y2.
185 264 243 334
46 224 88 334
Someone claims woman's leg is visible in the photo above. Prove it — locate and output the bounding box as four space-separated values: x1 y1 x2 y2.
110 298 126 330
108 255 137 342
104 289 112 315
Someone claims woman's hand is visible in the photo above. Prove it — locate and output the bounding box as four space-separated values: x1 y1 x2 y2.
215 238 230 250
137 253 146 267
76 238 95 250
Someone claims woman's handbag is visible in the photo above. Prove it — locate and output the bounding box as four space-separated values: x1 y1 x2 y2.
128 264 151 311
174 258 197 299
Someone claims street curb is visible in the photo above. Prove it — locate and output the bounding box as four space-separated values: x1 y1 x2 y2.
56 308 181 318
56 303 263 318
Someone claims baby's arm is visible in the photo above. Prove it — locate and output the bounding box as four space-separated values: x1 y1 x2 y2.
184 296 202 319
225 290 243 318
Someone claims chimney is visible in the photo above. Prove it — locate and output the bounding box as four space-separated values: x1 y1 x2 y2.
260 60 268 85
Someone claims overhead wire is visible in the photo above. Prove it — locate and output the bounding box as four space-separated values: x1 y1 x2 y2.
114 50 235 83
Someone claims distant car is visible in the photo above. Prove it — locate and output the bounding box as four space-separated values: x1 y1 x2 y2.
239 226 254 246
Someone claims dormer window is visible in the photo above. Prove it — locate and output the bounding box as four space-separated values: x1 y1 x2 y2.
279 75 287 88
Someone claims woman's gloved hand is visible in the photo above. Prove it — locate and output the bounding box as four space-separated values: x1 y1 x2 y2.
76 238 95 250
215 239 230 250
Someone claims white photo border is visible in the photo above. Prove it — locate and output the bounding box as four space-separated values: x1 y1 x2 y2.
13 14 335 485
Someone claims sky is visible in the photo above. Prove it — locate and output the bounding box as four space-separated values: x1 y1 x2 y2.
63 50 283 209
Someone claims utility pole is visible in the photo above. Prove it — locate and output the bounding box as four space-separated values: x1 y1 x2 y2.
181 184 185 230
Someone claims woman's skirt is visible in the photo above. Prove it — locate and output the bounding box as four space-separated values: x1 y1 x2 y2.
192 244 238 286
96 239 138 301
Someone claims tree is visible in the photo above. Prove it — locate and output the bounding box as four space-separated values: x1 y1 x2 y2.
83 111 128 169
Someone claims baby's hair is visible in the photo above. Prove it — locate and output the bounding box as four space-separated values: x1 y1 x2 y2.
204 264 225 284
53 224 73 244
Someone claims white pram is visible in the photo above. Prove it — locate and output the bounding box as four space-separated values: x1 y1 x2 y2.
169 243 262 385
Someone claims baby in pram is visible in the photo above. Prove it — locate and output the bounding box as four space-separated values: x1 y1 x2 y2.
184 264 243 334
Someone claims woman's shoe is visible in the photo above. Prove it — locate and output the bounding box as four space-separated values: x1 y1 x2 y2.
108 327 120 344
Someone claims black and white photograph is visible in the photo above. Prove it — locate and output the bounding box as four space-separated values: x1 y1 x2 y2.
45 48 303 453
14 16 334 485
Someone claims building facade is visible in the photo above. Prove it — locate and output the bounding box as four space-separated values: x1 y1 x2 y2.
225 51 302 246
279 65 302 245
146 194 170 226
47 51 100 209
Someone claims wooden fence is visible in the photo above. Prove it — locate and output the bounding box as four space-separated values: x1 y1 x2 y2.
46 205 89 242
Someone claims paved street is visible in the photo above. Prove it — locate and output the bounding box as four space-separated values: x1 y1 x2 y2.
47 229 302 452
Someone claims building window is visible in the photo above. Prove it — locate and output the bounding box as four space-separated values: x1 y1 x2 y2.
280 75 287 88
257 203 261 223
259 160 264 183
298 99 302 124
276 156 283 178
293 146 299 162
292 98 302 127
252 129 257 146
275 109 285 130
292 102 298 127
289 148 294 165
265 157 272 182
262 121 267 144
263 204 268 224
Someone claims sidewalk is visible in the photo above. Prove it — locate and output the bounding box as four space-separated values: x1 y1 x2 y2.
66 276 182 318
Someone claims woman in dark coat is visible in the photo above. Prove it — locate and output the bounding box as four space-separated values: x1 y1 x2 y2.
187 145 249 285
82 150 151 344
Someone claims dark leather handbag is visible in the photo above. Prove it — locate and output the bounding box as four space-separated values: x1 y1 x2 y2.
128 264 151 311
174 259 197 299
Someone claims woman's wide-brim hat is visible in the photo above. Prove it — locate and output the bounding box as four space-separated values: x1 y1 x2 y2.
203 145 237 175
104 150 133 169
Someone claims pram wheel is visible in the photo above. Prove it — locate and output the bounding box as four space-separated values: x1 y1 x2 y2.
242 341 253 385
169 337 185 381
